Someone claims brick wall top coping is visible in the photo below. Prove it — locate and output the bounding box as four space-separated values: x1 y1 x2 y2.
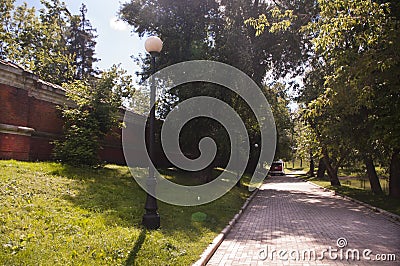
0 123 35 136
0 59 67 105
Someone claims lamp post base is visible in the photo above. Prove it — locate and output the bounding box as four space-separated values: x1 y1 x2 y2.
142 213 160 230
236 180 241 187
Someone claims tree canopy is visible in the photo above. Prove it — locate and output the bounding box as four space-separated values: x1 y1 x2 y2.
247 0 400 196
120 0 296 172
3 0 398 197
0 0 98 84
1 0 136 166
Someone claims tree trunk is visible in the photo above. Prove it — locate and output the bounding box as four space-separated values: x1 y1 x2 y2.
323 154 341 186
317 158 326 179
308 151 315 177
364 156 383 195
389 149 400 198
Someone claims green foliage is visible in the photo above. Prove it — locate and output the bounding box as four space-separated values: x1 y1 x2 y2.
296 0 400 190
0 0 75 84
120 0 221 72
53 111 100 166
0 160 251 265
0 0 98 85
245 7 297 36
301 0 400 151
53 66 135 166
246 0 399 188
292 120 319 162
0 0 15 58
243 0 319 79
129 88 150 116
67 4 99 80
264 83 294 161
120 0 297 168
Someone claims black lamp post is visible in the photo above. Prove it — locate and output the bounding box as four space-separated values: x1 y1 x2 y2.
235 134 241 187
254 143 260 170
142 36 163 230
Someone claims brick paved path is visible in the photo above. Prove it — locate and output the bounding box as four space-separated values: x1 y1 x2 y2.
206 176 400 265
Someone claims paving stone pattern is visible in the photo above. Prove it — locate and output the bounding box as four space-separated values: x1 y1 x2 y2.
207 176 400 266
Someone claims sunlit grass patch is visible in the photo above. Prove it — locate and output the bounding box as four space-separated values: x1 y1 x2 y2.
0 160 251 265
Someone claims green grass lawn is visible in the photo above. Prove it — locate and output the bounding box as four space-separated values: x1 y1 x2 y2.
301 177 400 216
340 178 390 194
0 160 251 265
284 160 308 171
285 160 391 194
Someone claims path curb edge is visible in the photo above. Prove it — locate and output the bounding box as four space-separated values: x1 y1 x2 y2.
193 186 260 266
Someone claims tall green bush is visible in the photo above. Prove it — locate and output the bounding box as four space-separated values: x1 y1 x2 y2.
53 66 134 166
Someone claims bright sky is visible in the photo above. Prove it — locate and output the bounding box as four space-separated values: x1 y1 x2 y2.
16 0 146 77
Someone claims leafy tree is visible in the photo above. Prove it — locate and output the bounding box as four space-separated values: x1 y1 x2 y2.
302 0 400 195
120 0 248 175
129 88 150 116
67 4 98 80
0 0 15 59
120 0 297 174
264 83 293 161
0 0 74 84
293 117 319 176
120 0 221 72
249 0 399 193
54 66 135 166
244 0 319 82
301 89 348 186
0 0 99 85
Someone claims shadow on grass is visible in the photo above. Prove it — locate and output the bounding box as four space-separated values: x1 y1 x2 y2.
54 164 251 237
0 160 257 265
53 164 147 227
125 228 146 266
285 167 305 171
157 167 225 186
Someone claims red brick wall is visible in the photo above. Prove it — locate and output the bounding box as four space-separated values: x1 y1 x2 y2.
29 136 55 161
26 97 64 161
99 145 126 165
0 62 146 165
0 85 136 163
0 83 31 160
100 127 126 164
27 98 64 135
0 84 29 126
0 133 31 160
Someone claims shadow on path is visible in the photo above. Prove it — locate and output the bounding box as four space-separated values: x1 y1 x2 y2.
207 175 400 265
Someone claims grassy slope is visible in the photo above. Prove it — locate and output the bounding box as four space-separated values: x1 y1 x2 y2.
0 160 251 265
